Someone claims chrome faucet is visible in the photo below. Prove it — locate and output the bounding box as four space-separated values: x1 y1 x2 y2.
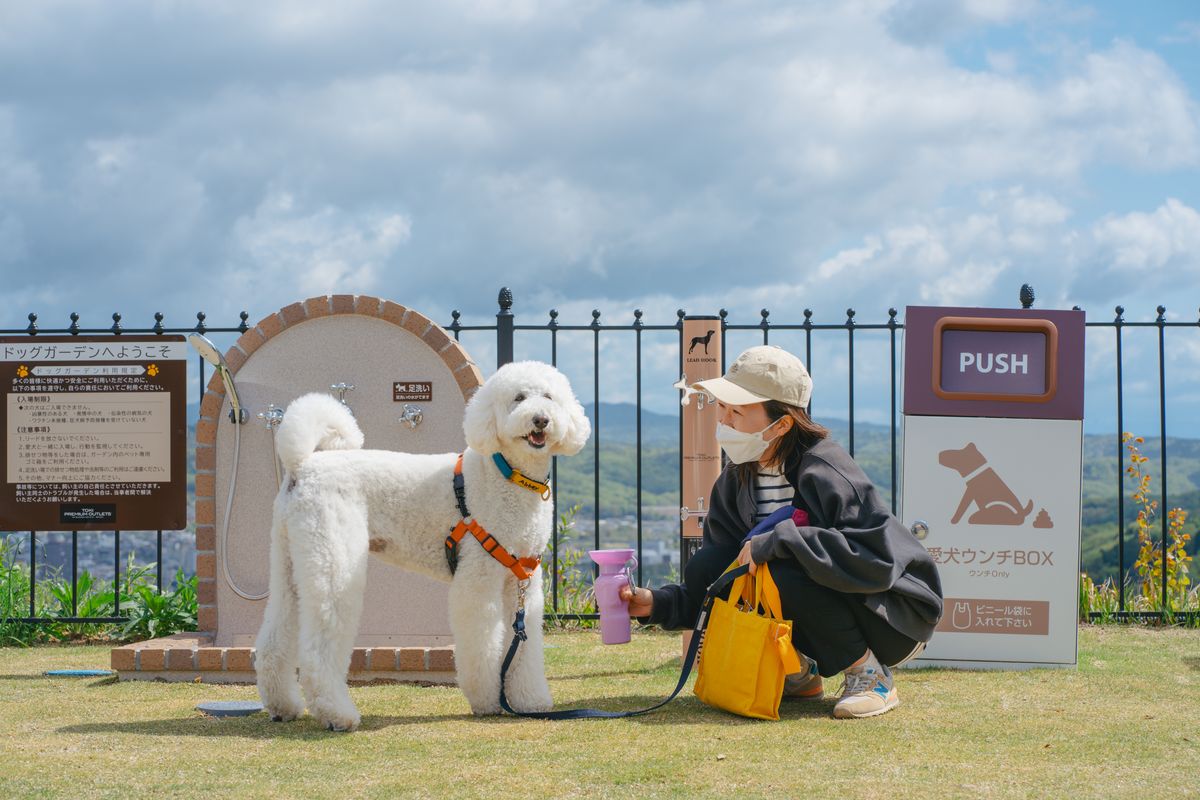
330 382 355 414
399 404 423 429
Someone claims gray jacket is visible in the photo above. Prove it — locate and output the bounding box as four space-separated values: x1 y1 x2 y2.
646 438 943 642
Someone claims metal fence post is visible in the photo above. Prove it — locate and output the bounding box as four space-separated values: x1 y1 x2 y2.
497 287 514 368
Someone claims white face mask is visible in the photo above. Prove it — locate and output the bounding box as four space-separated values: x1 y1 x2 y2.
715 420 781 464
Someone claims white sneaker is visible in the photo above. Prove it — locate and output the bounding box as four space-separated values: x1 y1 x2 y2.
782 651 824 700
833 653 899 719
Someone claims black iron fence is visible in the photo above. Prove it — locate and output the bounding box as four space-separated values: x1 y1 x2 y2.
2 287 1197 625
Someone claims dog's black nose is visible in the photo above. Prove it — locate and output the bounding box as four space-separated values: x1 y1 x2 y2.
532 415 549 430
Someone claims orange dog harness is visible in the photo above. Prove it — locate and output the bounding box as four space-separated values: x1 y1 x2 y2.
444 454 543 582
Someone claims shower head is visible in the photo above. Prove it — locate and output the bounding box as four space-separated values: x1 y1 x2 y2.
187 333 246 424
187 333 226 369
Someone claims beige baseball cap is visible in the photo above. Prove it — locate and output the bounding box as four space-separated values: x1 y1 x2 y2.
694 345 813 408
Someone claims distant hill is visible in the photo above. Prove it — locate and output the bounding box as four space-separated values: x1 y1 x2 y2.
564 403 1199 583
24 403 1194 588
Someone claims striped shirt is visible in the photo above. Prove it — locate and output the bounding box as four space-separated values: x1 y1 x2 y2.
753 466 793 523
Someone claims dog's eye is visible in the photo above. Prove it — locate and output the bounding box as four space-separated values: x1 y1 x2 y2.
514 394 526 403
543 393 552 400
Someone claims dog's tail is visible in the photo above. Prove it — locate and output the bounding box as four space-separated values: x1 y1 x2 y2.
275 392 364 473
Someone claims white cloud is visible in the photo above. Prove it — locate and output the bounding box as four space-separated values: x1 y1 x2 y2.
0 2 1196 337
0 214 27 267
816 236 883 280
986 50 1019 74
1050 41 1200 168
885 0 1038 44
1090 198 1200 272
229 190 412 297
1160 20 1200 45
0 107 42 200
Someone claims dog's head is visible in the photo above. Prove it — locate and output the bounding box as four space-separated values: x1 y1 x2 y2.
938 442 985 474
463 361 591 460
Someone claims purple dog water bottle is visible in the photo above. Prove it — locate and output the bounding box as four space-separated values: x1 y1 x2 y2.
589 548 638 645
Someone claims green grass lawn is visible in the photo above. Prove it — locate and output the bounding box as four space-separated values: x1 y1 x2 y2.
1 626 1197 799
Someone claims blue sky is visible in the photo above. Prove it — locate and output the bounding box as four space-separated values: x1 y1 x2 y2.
0 0 1197 435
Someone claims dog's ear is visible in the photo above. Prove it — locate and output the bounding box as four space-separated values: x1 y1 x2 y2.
552 393 592 456
463 381 503 454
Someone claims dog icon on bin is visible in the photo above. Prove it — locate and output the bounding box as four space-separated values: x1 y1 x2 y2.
939 442 1053 528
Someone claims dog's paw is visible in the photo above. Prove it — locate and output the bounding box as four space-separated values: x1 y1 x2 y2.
512 693 553 714
469 701 503 716
266 707 303 723
313 703 361 732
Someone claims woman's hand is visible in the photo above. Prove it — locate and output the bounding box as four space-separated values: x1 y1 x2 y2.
619 584 654 618
737 539 759 575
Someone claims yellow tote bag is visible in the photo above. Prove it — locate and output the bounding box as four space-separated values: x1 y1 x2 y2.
693 561 803 720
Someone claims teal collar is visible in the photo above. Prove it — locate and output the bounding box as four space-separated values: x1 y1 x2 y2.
492 453 552 500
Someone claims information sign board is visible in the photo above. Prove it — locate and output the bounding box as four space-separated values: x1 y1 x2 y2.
1 336 187 530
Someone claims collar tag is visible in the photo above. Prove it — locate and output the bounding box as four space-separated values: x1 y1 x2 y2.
492 453 551 500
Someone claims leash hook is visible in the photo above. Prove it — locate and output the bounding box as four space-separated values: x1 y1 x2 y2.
517 577 529 612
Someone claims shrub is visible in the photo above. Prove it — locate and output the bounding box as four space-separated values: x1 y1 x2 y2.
0 534 199 645
112 568 197 642
543 504 597 627
1125 433 1193 615
1080 433 1197 625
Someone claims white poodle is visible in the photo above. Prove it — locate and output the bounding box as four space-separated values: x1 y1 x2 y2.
254 361 591 731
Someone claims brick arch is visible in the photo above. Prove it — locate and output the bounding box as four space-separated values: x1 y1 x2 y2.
191 294 483 634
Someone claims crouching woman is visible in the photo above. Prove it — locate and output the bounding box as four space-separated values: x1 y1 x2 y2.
621 345 943 718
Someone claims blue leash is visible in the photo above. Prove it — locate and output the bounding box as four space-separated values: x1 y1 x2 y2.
498 564 750 719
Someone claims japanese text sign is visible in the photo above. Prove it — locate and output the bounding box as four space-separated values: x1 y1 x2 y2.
1 336 187 530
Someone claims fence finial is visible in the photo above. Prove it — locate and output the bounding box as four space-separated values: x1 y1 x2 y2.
25 312 37 335
496 289 514 367
1020 284 1035 309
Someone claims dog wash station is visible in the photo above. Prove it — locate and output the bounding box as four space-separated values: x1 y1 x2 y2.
901 304 1086 669
111 295 482 683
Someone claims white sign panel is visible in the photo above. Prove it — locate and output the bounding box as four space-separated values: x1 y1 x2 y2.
7 391 172 483
901 414 1082 667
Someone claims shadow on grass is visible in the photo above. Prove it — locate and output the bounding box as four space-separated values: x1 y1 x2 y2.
58 713 481 739
55 694 833 738
547 656 682 681
1184 657 1200 671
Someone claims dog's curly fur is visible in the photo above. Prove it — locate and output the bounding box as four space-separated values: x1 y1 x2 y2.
254 361 590 731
